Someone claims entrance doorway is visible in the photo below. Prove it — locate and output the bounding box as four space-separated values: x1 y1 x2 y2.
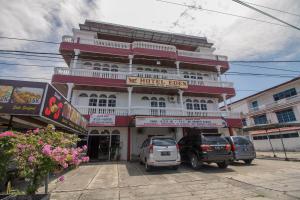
88 129 120 161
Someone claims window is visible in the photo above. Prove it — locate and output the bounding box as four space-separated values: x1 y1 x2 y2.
200 100 207 110
242 118 247 126
207 100 214 104
186 99 193 110
108 95 116 107
90 130 99 134
273 88 297 101
150 97 158 107
161 69 167 73
158 98 166 108
276 109 296 123
142 96 149 101
253 114 268 125
89 94 98 106
190 73 196 79
83 62 92 68
193 100 200 110
197 73 203 80
251 101 258 110
183 72 189 79
79 93 88 97
98 94 107 107
111 65 118 72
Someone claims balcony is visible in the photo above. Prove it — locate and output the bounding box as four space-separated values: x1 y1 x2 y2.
76 105 240 118
248 94 300 115
61 35 228 63
53 67 234 88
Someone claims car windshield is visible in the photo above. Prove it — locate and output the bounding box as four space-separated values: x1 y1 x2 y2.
233 137 250 145
202 136 228 145
152 138 176 146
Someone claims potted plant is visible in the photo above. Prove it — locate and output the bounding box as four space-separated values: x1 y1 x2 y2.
0 125 89 199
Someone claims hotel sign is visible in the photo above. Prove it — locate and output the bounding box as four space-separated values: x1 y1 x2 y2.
136 116 226 128
126 76 188 89
89 114 116 126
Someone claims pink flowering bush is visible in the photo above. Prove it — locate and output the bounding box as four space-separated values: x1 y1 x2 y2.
5 125 89 195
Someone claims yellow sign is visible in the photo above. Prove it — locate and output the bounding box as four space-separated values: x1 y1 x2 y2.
126 76 188 89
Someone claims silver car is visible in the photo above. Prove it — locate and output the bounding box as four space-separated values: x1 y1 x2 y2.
225 136 256 164
139 136 181 171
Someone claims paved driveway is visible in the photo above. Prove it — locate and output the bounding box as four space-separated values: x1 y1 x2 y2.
47 159 300 200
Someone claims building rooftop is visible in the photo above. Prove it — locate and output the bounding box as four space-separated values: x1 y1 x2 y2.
79 20 213 50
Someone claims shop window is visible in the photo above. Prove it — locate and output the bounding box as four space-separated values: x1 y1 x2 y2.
186 99 193 110
253 114 268 125
89 94 98 106
98 94 107 107
108 95 116 107
273 88 297 101
193 100 200 110
276 109 296 123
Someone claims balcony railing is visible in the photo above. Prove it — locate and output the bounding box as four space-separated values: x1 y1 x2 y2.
249 94 300 114
54 67 234 88
62 35 227 61
75 105 240 118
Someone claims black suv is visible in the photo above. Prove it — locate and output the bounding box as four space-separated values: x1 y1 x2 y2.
178 134 233 169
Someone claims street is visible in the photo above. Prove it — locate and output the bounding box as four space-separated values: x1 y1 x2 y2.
46 159 300 200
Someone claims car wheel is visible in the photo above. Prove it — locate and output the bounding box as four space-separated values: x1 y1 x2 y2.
217 161 228 169
244 159 253 165
145 161 152 172
189 153 201 170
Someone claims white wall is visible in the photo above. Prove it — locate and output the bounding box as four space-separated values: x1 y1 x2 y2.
253 137 300 152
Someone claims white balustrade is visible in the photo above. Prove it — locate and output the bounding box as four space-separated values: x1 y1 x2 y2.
76 106 129 115
62 35 74 43
80 38 131 49
185 79 234 88
178 50 228 61
132 41 176 52
131 71 181 80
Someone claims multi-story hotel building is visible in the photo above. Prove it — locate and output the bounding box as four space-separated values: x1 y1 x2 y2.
223 77 300 151
52 20 241 161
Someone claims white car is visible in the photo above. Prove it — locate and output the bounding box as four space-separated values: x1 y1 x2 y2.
139 136 181 171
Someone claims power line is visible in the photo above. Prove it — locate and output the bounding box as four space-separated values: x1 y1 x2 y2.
241 1 300 18
232 0 300 31
0 75 51 80
0 55 64 63
0 36 60 44
0 62 63 68
232 63 300 73
156 0 290 28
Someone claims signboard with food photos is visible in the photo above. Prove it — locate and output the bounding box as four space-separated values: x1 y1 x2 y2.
0 79 46 115
41 85 88 133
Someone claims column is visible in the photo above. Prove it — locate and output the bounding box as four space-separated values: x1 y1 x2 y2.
216 65 222 81
127 87 133 114
222 93 228 112
178 89 184 115
128 55 134 74
66 83 74 102
175 61 180 76
71 49 80 69
127 127 131 161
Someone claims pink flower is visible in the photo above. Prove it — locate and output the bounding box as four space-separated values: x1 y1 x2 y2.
38 140 44 145
0 131 16 138
82 156 89 162
62 163 68 169
33 128 39 134
28 155 36 163
82 145 87 151
58 176 64 182
42 144 52 156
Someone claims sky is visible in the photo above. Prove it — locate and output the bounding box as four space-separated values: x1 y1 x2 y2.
0 0 300 102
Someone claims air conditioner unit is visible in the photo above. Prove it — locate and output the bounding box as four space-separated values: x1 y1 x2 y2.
168 96 176 103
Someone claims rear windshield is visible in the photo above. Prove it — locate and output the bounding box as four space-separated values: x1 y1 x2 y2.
233 137 251 145
152 138 176 146
202 136 228 145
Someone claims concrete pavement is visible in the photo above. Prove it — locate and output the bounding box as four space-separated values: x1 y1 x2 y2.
46 159 300 200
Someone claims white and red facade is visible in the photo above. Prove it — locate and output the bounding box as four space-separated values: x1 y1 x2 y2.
52 20 241 161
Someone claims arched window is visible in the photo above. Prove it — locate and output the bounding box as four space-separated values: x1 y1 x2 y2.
183 72 189 79
190 73 196 79
153 69 159 73
203 74 209 78
137 67 143 71
89 94 98 106
93 67 101 70
161 69 167 73
207 100 214 104
193 100 200 110
150 97 158 107
83 62 92 68
111 65 118 72
101 130 110 135
111 130 120 135
142 96 149 101
102 64 110 71
186 99 193 110
79 93 88 97
197 73 203 80
94 63 101 67
98 94 107 107
200 100 207 110
158 97 166 108
108 95 116 107
145 68 152 71
90 130 99 135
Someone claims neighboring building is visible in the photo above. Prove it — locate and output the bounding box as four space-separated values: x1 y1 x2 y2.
222 77 300 151
52 20 241 161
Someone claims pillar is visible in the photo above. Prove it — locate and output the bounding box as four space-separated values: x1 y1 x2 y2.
216 65 222 81
127 127 131 161
128 55 134 74
66 83 74 102
228 127 234 136
175 61 180 76
72 49 80 69
222 93 228 112
127 87 133 114
178 89 184 115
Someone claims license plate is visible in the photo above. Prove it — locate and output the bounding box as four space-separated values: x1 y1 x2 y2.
161 151 170 156
215 146 222 150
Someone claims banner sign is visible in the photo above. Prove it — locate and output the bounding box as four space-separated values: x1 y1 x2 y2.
89 114 116 126
42 85 88 133
135 116 226 128
126 76 188 89
0 80 47 115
